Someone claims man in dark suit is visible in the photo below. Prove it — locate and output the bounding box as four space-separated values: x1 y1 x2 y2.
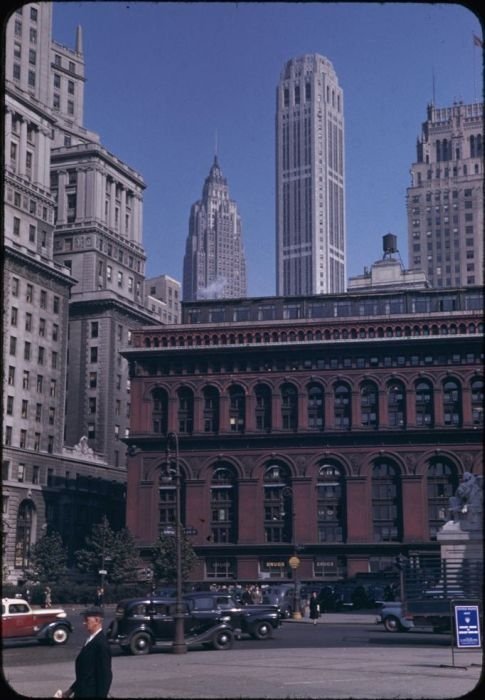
62 607 112 698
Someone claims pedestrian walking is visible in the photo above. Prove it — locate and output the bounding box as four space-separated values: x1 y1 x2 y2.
44 586 52 608
59 607 112 698
309 591 320 625
94 586 104 607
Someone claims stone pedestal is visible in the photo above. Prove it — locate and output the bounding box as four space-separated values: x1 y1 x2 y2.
437 520 483 563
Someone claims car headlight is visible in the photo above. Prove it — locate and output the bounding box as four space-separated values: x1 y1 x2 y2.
221 615 231 623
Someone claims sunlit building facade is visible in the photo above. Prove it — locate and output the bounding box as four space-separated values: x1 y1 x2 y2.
183 156 247 301
276 54 346 296
407 101 484 288
123 286 483 584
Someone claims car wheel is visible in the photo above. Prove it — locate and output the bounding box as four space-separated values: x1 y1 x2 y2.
251 621 273 640
383 615 403 633
50 626 70 645
129 632 153 655
212 629 234 650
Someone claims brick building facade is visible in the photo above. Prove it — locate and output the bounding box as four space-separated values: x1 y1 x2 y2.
123 287 483 584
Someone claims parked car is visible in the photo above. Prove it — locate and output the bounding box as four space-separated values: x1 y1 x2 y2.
262 584 296 618
107 597 234 654
1 597 73 646
183 591 282 640
376 602 413 633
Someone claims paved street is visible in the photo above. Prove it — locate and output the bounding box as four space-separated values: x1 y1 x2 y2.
3 614 481 699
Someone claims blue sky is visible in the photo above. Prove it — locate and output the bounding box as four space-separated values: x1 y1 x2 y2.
52 2 483 297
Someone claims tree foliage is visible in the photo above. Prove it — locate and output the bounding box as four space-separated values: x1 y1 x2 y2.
75 516 142 584
26 532 68 584
151 532 197 584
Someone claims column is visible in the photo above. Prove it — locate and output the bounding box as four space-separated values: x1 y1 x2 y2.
298 391 308 429
237 480 260 544
324 387 334 429
401 476 427 541
57 170 68 224
19 117 28 177
351 389 360 429
271 390 281 430
219 395 229 433
378 388 388 428
434 386 444 426
109 179 116 230
76 169 86 220
120 187 127 236
193 396 203 433
346 477 371 542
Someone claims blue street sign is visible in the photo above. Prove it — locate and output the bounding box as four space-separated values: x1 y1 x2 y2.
454 604 481 648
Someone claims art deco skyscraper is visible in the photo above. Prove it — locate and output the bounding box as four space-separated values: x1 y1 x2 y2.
183 156 247 301
407 101 483 288
276 54 346 296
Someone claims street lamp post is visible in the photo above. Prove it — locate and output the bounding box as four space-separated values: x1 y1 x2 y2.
281 486 302 620
166 432 187 655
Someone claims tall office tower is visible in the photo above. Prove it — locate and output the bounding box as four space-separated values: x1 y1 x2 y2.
3 2 162 582
276 54 346 296
183 156 247 301
407 101 484 288
4 4 73 476
50 141 155 467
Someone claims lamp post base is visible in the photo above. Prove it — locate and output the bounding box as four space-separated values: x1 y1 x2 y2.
292 610 302 620
172 642 187 654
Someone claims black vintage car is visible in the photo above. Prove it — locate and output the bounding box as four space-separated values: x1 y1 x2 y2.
183 592 282 640
107 597 234 655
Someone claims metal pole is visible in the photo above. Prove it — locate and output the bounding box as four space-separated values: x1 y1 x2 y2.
169 432 187 654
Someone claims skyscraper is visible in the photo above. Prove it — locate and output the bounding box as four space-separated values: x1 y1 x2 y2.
407 101 484 288
183 156 247 301
3 2 165 581
276 54 346 296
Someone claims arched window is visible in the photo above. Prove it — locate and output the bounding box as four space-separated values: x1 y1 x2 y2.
228 385 245 433
14 500 35 569
307 383 324 430
281 383 298 431
255 384 272 432
442 378 462 427
372 461 402 542
263 463 292 543
360 381 378 428
415 380 434 427
388 381 406 428
334 382 351 429
151 388 168 434
317 464 345 542
203 386 220 433
426 460 458 540
177 387 193 434
210 466 237 543
471 378 483 425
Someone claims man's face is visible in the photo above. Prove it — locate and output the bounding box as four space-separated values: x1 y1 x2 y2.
83 615 102 634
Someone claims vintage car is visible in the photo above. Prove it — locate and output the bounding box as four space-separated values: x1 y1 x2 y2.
183 591 282 639
376 602 414 632
1 597 73 645
107 597 234 654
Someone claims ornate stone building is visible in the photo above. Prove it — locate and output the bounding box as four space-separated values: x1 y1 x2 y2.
123 286 483 584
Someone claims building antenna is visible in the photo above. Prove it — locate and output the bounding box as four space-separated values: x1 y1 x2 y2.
215 130 218 159
431 66 436 105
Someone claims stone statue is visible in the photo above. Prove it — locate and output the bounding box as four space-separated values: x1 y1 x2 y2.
448 472 483 531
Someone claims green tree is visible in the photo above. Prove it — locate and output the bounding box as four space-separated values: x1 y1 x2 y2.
75 516 142 584
26 532 68 583
151 532 197 584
